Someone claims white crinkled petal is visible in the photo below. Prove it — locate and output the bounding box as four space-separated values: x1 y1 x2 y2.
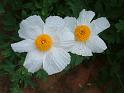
60 28 74 41
11 39 35 53
18 15 44 39
70 42 92 56
43 47 70 75
90 17 110 34
45 16 65 31
43 25 60 43
77 9 95 25
54 28 75 51
86 35 107 53
64 17 77 32
23 50 44 73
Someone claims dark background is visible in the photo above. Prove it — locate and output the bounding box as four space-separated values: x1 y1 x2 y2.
0 0 124 93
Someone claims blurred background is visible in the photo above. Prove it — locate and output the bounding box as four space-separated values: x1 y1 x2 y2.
0 0 124 93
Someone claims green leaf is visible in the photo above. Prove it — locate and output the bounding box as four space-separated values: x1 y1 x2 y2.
66 0 87 17
10 87 23 93
0 3 5 13
35 70 48 82
3 13 17 31
105 85 113 93
115 20 124 32
69 53 84 68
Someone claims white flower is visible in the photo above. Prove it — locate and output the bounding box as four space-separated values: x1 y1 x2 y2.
11 15 74 75
64 9 110 56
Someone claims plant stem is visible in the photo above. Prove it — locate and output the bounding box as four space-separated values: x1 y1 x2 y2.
115 72 124 89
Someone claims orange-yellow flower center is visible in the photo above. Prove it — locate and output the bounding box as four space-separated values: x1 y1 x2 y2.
74 25 91 42
35 34 53 51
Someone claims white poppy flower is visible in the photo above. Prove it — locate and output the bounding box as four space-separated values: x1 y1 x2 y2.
64 9 110 56
11 15 74 75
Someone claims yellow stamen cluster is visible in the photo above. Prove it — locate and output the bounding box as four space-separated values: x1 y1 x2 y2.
35 34 53 51
74 25 91 42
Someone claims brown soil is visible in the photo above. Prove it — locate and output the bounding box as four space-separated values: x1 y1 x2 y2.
23 58 105 93
0 76 10 93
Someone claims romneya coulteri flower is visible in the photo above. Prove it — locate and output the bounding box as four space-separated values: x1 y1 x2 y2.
64 9 110 56
11 15 74 75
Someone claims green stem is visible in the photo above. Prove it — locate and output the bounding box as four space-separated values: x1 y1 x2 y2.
106 52 124 89
115 72 124 89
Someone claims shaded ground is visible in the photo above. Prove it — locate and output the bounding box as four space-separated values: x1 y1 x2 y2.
0 76 10 93
22 58 106 93
0 54 110 93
